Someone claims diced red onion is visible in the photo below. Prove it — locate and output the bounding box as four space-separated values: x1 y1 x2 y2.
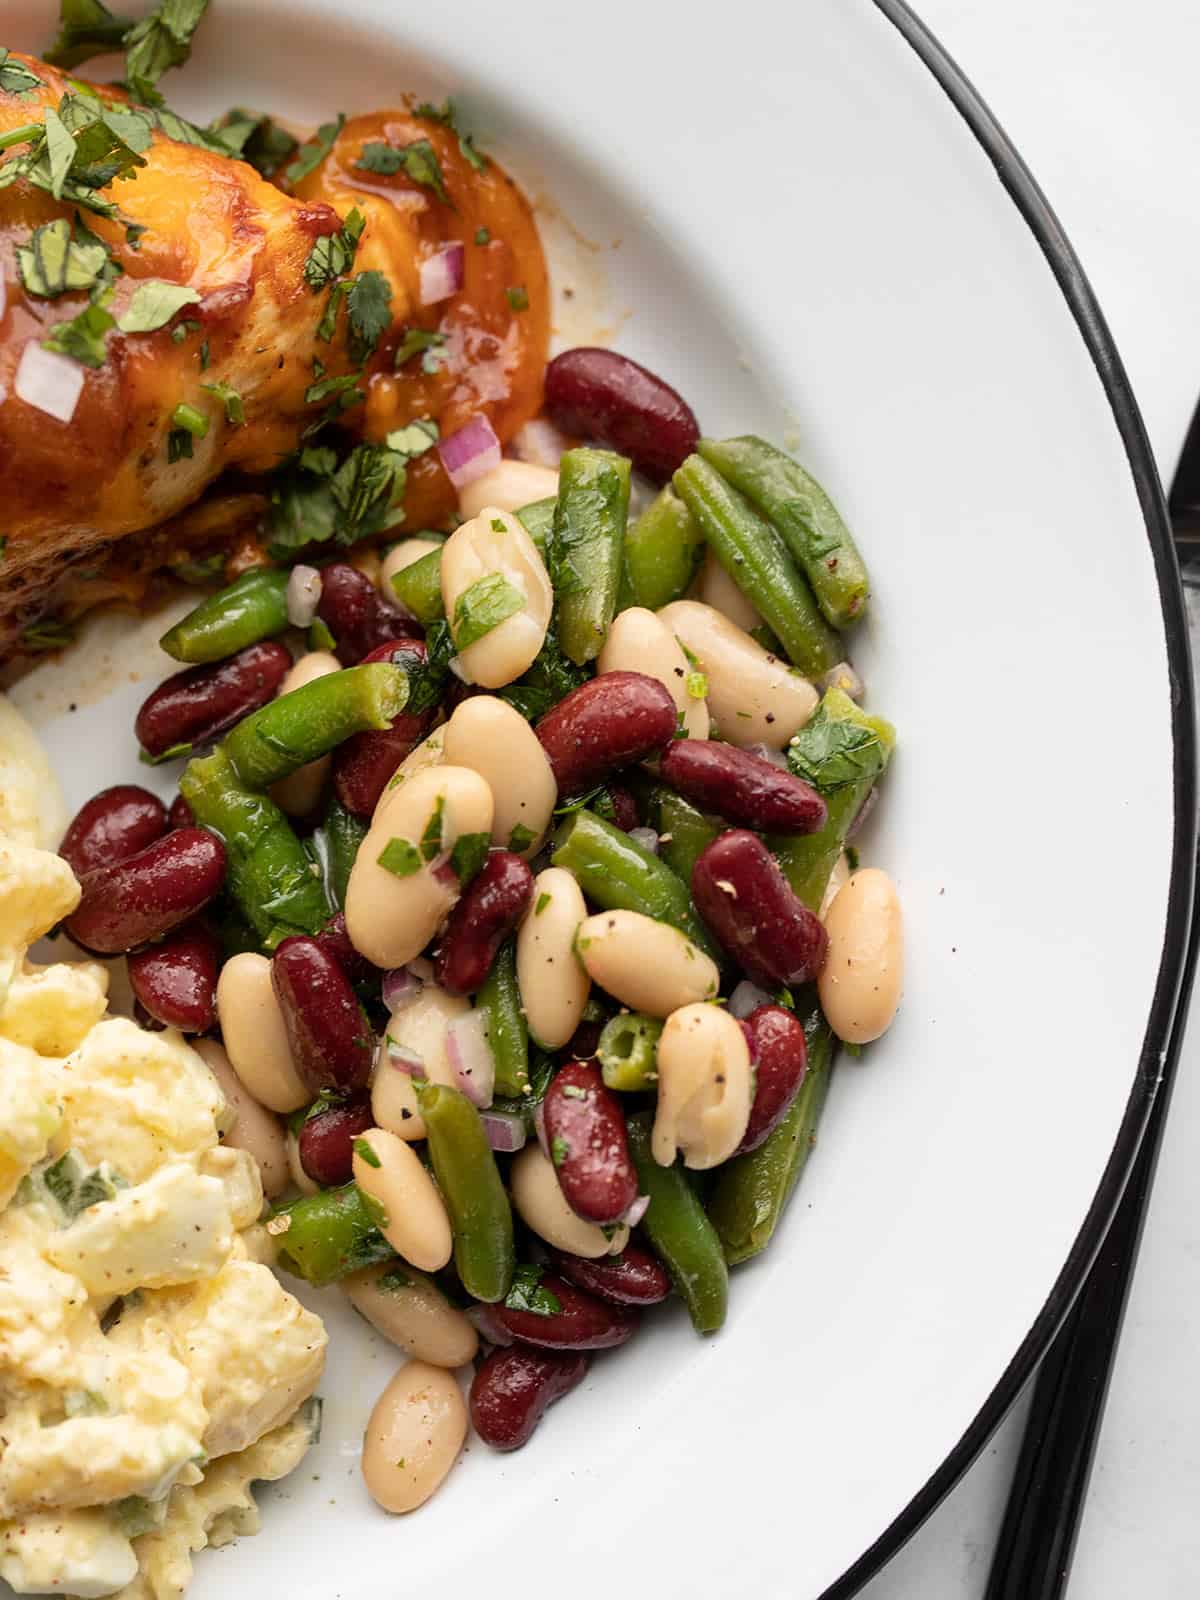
629 827 660 856
406 956 435 983
15 342 85 424
286 564 322 628
533 1098 549 1159
445 1010 495 1109
846 785 878 842
819 661 864 701
620 1194 650 1228
512 417 568 468
481 1109 527 1154
438 413 502 490
729 979 773 1020
384 1039 426 1077
381 966 423 1011
418 242 464 306
745 743 791 772
466 1303 513 1345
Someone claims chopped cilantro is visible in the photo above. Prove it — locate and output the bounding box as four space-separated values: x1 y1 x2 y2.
122 0 211 106
507 823 535 854
117 279 201 334
357 137 449 203
16 215 111 298
352 1136 381 1169
787 700 890 793
474 226 490 245
170 317 200 343
505 285 529 312
214 108 298 177
346 269 392 360
385 418 439 459
377 1266 413 1292
685 670 708 700
303 208 364 291
0 49 43 96
534 892 551 916
44 0 130 71
503 1263 562 1317
550 1135 569 1168
448 831 490 884
20 618 76 652
451 572 524 651
42 291 115 366
377 837 421 878
285 113 345 186
415 99 487 171
420 794 446 861
38 1148 126 1220
845 844 860 871
393 326 447 374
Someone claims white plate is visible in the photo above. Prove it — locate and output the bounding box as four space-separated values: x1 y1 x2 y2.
4 2 1195 1596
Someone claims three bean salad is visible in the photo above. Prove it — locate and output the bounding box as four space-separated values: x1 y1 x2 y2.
57 347 902 1511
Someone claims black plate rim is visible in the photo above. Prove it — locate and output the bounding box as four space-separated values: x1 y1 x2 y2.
825 5 1199 1595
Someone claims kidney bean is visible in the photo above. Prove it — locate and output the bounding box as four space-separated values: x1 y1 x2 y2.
317 563 419 665
735 1003 809 1155
66 828 226 954
470 1345 589 1452
167 793 194 830
313 911 377 983
297 1096 374 1186
549 1243 671 1307
543 347 699 483
135 641 292 759
332 639 437 816
489 1271 639 1350
59 785 167 878
535 671 676 795
603 784 639 833
132 1000 165 1032
433 851 533 996
542 1060 638 1225
126 919 220 1031
660 741 826 835
692 830 828 988
272 934 374 1093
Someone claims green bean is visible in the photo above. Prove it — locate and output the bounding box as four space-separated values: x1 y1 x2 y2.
698 436 870 628
641 784 720 888
551 809 717 960
515 496 554 558
597 1012 662 1092
672 454 841 677
550 448 631 664
389 548 444 624
224 662 407 789
707 1005 835 1264
616 485 705 612
416 1082 515 1303
627 1111 728 1334
180 748 328 946
477 938 529 1097
321 797 368 912
773 688 896 911
160 568 291 664
272 1183 395 1286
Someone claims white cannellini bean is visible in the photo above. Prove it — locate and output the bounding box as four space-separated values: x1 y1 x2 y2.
652 1002 753 1170
657 599 818 749
372 985 470 1141
285 1128 320 1196
352 1127 453 1272
575 909 719 1018
695 548 764 634
516 867 591 1049
215 953 309 1113
342 1263 479 1367
193 1038 289 1200
345 765 494 969
362 1361 467 1514
442 695 557 857
597 606 709 739
439 506 553 688
268 651 341 817
818 868 903 1044
457 460 559 520
380 536 445 612
510 1144 629 1258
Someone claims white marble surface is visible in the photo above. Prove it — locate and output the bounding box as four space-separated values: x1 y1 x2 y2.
860 2 1200 1595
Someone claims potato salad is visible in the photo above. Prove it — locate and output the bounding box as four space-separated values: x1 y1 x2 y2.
0 700 326 1600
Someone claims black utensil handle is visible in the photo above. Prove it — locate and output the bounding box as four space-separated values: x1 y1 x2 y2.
986 859 1200 1600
